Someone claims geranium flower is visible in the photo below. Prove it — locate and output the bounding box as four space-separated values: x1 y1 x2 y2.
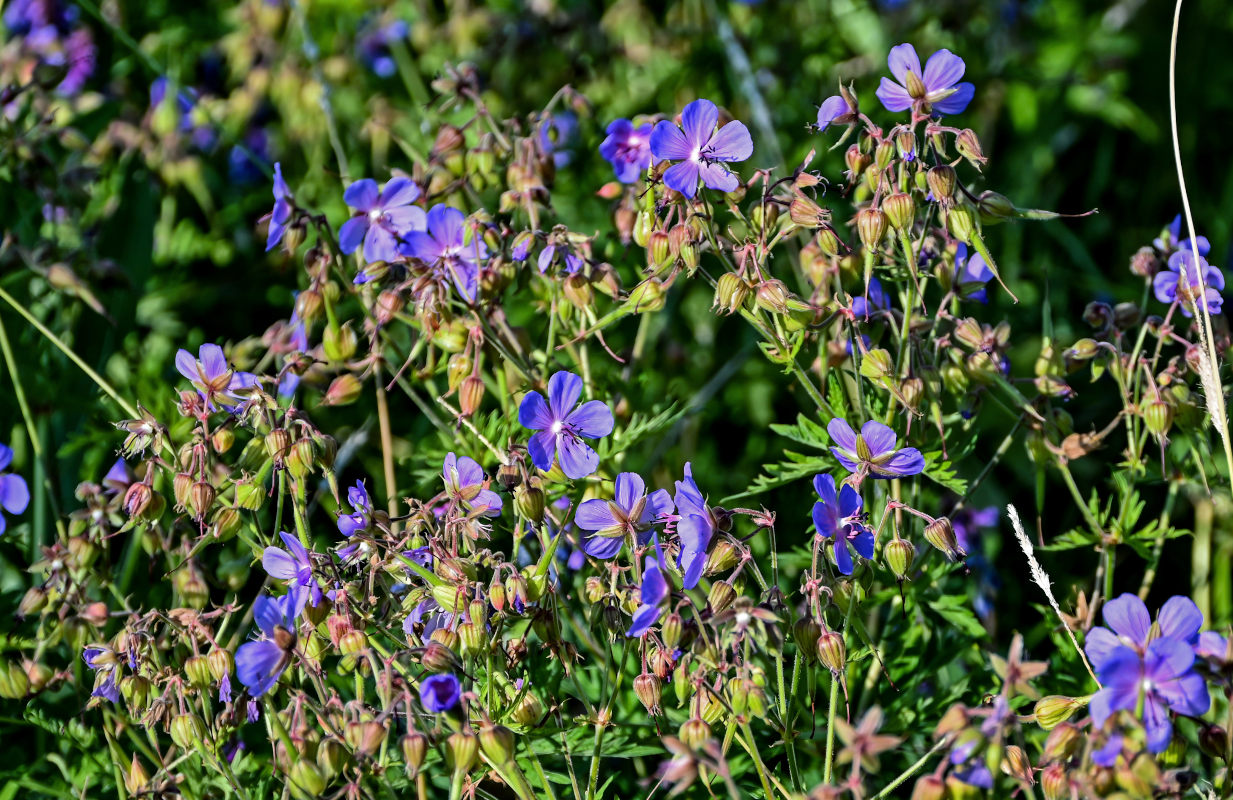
827 418 924 479
576 472 672 560
875 43 975 116
599 119 654 183
262 531 323 606
400 204 487 302
812 473 872 575
650 99 753 198
1153 249 1224 318
441 452 502 518
0 443 30 536
627 539 670 638
235 591 306 697
518 371 614 480
673 462 716 589
338 177 426 263
265 163 292 252
420 673 461 712
174 344 258 412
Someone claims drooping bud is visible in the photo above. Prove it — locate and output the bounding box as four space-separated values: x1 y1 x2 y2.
844 145 871 178
1001 745 1033 785
184 654 212 688
514 479 545 523
789 195 829 229
816 630 846 673
1042 722 1081 762
1197 724 1229 760
754 279 792 315
1142 399 1174 437
323 374 362 406
458 376 485 417
634 673 662 716
510 691 544 726
714 272 750 315
1039 764 1069 800
923 516 964 562
401 731 428 775
322 322 357 363
955 129 986 170
211 428 235 454
977 190 1015 224
170 713 207 749
910 775 946 800
792 617 821 660
287 759 327 800
707 581 737 614
946 205 979 244
479 722 516 764
445 731 479 772
925 165 956 203
1034 695 1081 730
679 717 711 750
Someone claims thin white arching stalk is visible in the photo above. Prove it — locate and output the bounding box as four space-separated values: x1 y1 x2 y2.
1169 0 1233 493
1008 504 1100 687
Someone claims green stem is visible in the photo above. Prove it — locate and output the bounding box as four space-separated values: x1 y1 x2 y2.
870 738 949 799
823 670 839 785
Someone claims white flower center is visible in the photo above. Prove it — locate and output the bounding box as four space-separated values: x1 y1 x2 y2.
736 611 751 626
550 421 564 435
368 209 383 222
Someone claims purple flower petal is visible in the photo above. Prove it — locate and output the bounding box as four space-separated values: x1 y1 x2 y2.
404 230 444 262
707 121 753 162
876 448 925 478
1142 695 1173 753
614 472 645 512
235 640 285 697
827 419 858 452
379 177 420 208
363 225 400 264
626 603 662 638
834 538 854 575
566 400 615 439
262 546 300 581
886 43 922 86
0 444 11 472
812 501 837 539
574 498 619 532
662 160 701 197
547 371 585 420
875 79 914 113
932 82 975 115
860 421 898 458
537 245 556 274
1085 627 1122 672
817 95 848 130
837 484 862 518
519 391 553 431
644 488 674 521
680 99 719 150
427 204 465 245
922 49 965 92
384 205 427 235
0 474 30 516
558 436 600 480
650 119 692 162
1103 593 1151 647
527 429 557 472
344 179 380 211
1157 596 1203 643
582 531 624 559
849 526 875 559
338 217 369 255
697 161 740 193
675 463 706 517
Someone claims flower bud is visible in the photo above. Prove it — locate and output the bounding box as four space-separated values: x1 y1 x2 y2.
947 206 979 244
926 165 957 203
265 428 292 461
18 586 48 617
1001 745 1033 784
708 581 737 615
0 660 28 699
923 517 964 562
401 731 428 774
323 374 362 407
124 481 154 519
287 759 326 800
754 279 791 315
1040 764 1069 800
679 717 711 749
563 272 594 308
845 145 871 178
479 722 516 764
910 775 946 800
1198 724 1228 760
338 629 369 657
120 675 151 710
206 648 233 682
445 730 480 773
789 195 829 229
184 654 212 688
883 193 915 231
322 322 357 363
1042 722 1081 762
956 129 986 170
458 376 485 417
626 278 666 312
816 630 846 673
648 229 671 269
1033 695 1081 730
170 713 207 749
420 641 459 673
186 480 215 518
376 289 405 326
855 208 888 251
514 480 545 523
793 617 821 660
1142 399 1174 437
510 691 544 726
873 138 895 171
661 613 683 651
634 673 662 715
317 736 349 779
211 428 235 454
713 272 750 315
883 537 916 579
704 540 741 575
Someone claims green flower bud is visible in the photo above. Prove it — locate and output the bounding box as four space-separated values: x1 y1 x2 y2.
316 736 350 780
926 165 957 203
184 654 212 688
714 272 750 315
1042 721 1081 760
322 322 357 363
1142 399 1174 437
816 630 846 673
923 516 964 562
956 129 987 170
288 759 327 799
207 648 233 682
708 581 737 615
947 205 979 244
170 713 207 749
1039 764 1069 800
884 538 916 580
401 731 428 775
856 207 888 251
679 717 711 750
323 374 362 407
883 192 916 231
235 478 265 511
510 691 544 726
479 722 516 764
792 617 821 661
0 660 28 699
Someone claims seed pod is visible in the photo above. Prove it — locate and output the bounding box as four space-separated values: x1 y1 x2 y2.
172 472 193 510
855 207 888 251
401 731 428 775
634 673 662 715
789 195 829 229
287 759 327 800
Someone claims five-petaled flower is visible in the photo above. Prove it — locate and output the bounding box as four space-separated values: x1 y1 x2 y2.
401 204 487 303
235 591 306 697
599 119 654 183
650 99 753 199
812 473 873 575
627 538 671 638
576 471 673 560
338 177 426 264
876 43 974 117
827 418 925 479
1153 249 1224 318
174 344 258 412
1084 594 1211 752
262 531 323 606
83 644 120 703
441 452 502 518
0 443 30 536
265 162 292 252
518 371 614 480
420 673 462 712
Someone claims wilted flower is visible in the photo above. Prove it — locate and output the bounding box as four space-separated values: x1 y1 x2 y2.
812 473 872 575
82 644 120 703
401 205 487 302
235 591 306 697
673 463 718 589
420 673 462 712
1153 249 1223 317
827 418 925 479
627 539 670 638
337 480 373 537
442 452 502 517
599 119 654 183
174 344 258 412
265 163 292 252
338 177 426 263
875 43 975 116
0 443 30 536
518 371 614 479
576 472 672 559
816 88 859 131
650 99 753 198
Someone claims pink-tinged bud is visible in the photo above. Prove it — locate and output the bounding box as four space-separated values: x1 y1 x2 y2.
789 195 830 229
1001 745 1033 784
429 627 460 652
563 272 594 308
188 480 216 519
1039 763 1069 800
661 613 683 651
401 731 428 775
845 145 871 178
649 647 674 680
265 428 292 461
923 516 964 562
926 165 957 203
634 673 662 716
1042 722 1081 761
124 481 154 519
713 272 750 315
420 642 459 673
338 629 369 656
294 289 323 323
956 129 986 170
323 374 362 406
458 375 485 417
755 279 792 315
679 718 711 750
648 229 671 269
124 755 150 796
910 775 945 800
376 289 405 326
211 428 235 454
856 207 888 251
816 630 846 673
